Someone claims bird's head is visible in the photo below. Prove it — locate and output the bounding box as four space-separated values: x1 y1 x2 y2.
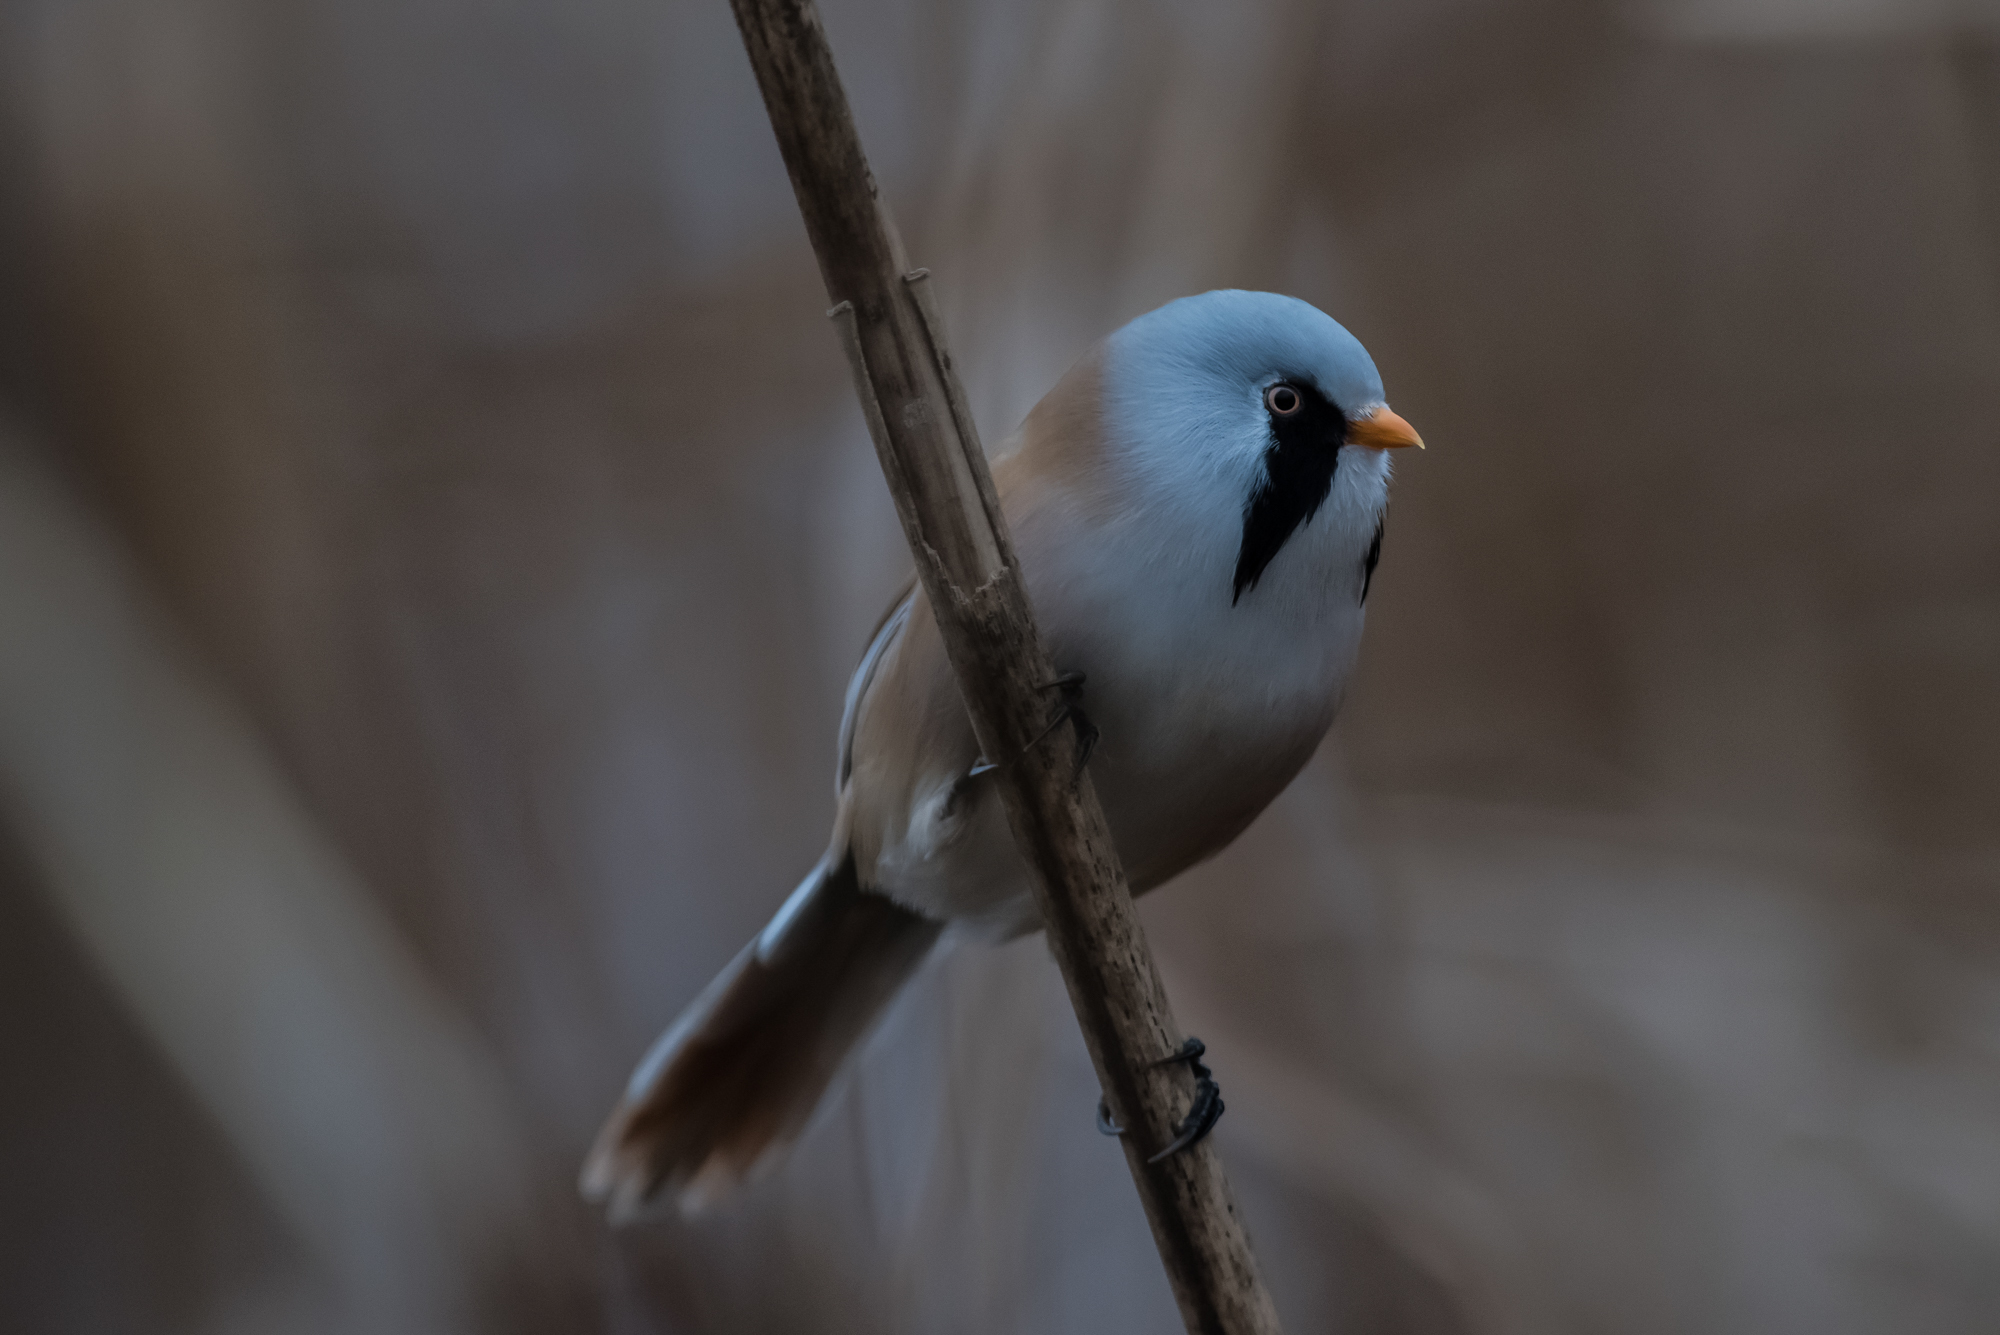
1099 289 1420 603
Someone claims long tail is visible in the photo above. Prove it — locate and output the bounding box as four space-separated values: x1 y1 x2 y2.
580 852 940 1218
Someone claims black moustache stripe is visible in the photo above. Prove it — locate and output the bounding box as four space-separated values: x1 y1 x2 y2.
1232 383 1347 603
1360 517 1383 606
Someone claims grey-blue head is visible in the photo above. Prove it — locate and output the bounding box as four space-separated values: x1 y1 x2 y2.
1100 290 1421 601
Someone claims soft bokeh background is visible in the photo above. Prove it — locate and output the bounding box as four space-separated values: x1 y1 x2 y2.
3 0 1998 1331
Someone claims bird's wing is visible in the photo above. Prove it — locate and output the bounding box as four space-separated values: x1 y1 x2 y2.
835 577 917 795
832 373 1109 902
838 576 990 896
834 359 1103 800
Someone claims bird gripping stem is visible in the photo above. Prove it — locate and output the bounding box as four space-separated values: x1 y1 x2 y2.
732 2 1284 1330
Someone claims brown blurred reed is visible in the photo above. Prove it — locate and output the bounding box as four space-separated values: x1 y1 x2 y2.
1 1 1996 1332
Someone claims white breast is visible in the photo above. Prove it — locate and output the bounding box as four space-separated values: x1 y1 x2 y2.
908 442 1391 938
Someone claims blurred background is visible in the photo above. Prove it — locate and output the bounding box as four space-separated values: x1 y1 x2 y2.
2 0 1998 1331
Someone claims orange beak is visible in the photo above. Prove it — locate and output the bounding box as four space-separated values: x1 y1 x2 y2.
1349 406 1424 450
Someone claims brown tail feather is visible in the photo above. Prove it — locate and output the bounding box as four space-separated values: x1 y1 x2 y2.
580 853 940 1218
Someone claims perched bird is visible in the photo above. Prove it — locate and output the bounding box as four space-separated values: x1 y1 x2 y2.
582 289 1421 1217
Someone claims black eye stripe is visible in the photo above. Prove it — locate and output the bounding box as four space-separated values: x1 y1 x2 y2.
1233 380 1346 604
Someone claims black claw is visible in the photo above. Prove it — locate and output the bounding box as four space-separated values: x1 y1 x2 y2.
1148 1078 1225 1162
1091 1037 1226 1161
1023 707 1072 757
1153 1037 1205 1068
1068 707 1099 782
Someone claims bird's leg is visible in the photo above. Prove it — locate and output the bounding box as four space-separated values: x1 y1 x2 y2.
1093 1037 1226 1161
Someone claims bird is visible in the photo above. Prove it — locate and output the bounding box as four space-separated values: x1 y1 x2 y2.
581 288 1421 1218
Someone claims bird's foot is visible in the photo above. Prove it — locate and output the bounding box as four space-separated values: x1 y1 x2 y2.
1145 1039 1225 1161
1033 671 1097 783
1094 1037 1226 1162
974 672 1097 784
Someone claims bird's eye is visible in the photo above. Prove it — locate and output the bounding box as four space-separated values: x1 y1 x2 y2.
1265 384 1302 416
